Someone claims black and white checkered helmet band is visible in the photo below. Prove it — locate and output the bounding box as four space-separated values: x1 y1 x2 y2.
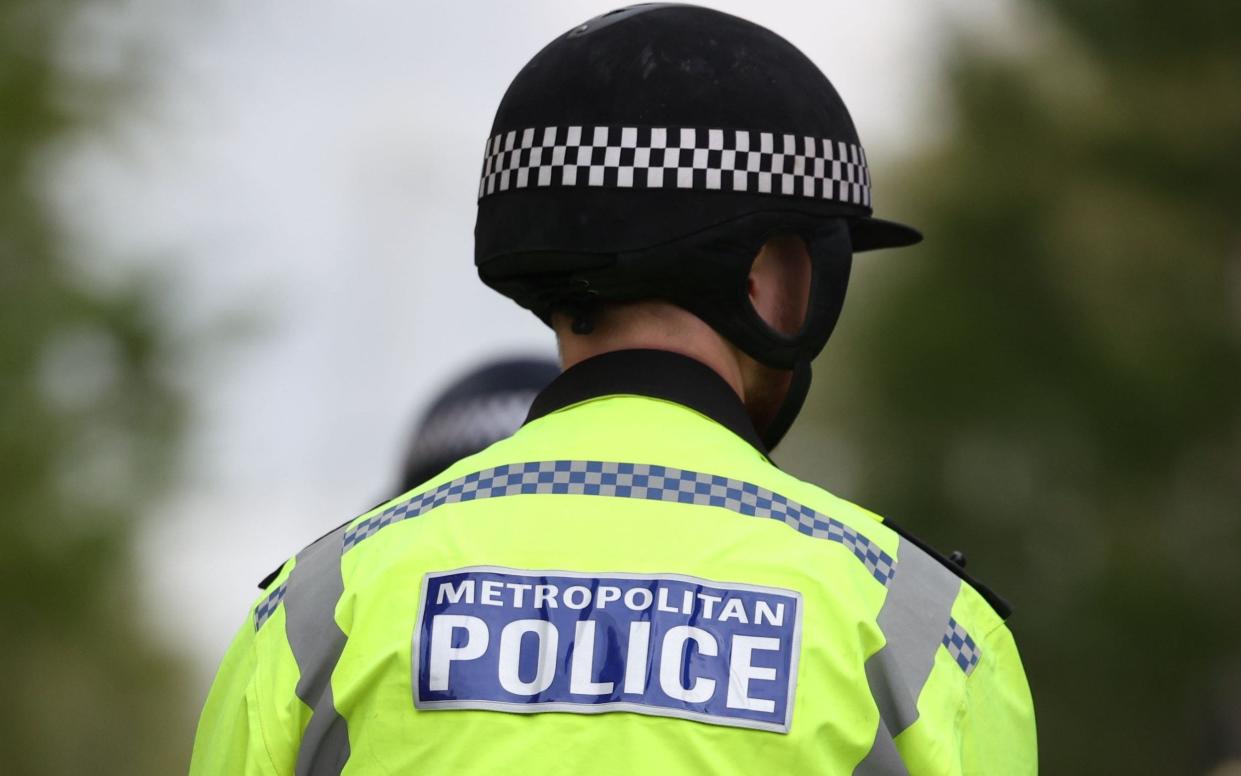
478 126 871 207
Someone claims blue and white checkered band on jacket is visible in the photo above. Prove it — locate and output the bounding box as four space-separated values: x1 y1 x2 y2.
478 126 871 207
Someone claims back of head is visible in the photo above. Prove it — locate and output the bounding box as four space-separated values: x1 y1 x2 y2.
474 3 922 447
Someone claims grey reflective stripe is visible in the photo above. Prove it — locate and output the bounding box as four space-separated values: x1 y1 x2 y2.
855 540 962 774
283 527 351 776
344 460 896 584
853 721 913 776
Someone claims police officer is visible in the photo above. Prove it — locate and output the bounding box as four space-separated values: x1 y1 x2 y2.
191 6 1036 774
396 357 561 494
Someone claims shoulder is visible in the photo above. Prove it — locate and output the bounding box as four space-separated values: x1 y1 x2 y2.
760 466 1013 621
254 494 408 592
254 448 499 592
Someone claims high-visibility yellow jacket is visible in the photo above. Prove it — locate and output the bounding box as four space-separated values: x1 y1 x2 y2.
190 350 1036 775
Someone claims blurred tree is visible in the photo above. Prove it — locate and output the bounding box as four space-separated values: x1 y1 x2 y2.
793 0 1241 772
1 0 192 772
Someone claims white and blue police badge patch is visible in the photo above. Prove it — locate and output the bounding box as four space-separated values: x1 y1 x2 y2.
413 566 803 733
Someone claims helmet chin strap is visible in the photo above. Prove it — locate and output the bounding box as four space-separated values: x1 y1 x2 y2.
757 359 812 451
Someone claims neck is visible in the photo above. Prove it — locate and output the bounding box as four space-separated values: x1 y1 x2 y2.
554 302 746 400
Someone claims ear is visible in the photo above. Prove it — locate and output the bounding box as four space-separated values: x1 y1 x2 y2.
748 234 812 335
745 268 780 336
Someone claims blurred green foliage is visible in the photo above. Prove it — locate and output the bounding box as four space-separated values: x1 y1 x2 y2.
796 0 1241 772
1 0 192 772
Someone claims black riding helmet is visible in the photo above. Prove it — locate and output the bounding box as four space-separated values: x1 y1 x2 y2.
474 3 921 449
400 358 561 492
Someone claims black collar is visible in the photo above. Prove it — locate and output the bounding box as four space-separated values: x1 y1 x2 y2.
524 349 770 458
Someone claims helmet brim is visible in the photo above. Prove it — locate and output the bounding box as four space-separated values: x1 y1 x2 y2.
849 216 923 252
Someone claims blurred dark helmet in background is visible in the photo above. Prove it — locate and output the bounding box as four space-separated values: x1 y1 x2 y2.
399 357 561 492
473 3 921 448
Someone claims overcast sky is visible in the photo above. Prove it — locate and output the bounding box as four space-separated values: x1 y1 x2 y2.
51 0 1013 689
